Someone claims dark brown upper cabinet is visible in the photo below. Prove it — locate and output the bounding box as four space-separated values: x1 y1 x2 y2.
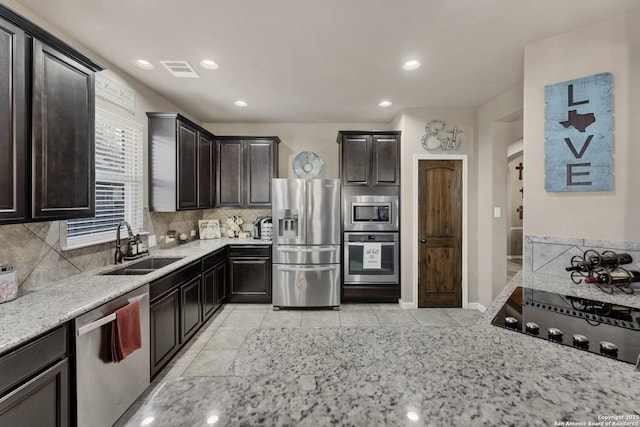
337 131 401 187
147 113 216 211
215 136 280 208
0 4 103 224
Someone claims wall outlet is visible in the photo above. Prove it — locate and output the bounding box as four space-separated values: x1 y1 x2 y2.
191 229 196 237
148 235 157 247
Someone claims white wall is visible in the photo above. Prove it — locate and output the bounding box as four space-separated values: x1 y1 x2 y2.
203 123 390 179
476 86 523 306
523 11 640 243
396 108 478 305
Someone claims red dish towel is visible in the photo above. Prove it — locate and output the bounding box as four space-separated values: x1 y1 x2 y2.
111 300 142 363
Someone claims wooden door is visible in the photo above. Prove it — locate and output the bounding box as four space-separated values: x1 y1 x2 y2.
418 159 462 307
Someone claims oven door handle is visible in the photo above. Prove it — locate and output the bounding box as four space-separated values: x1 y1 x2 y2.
276 265 337 272
77 294 147 337
346 242 396 247
277 246 338 253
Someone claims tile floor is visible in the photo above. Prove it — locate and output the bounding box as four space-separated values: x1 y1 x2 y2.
117 303 483 426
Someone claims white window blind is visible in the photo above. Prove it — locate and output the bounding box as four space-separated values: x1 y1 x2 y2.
64 108 143 249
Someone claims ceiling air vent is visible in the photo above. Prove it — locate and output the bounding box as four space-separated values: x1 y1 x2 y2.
159 60 200 78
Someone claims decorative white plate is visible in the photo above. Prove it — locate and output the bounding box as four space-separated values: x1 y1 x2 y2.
292 151 323 178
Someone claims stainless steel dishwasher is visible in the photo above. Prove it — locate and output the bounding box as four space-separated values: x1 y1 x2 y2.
74 284 150 427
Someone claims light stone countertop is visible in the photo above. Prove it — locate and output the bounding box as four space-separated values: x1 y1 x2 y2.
0 237 271 354
121 271 640 426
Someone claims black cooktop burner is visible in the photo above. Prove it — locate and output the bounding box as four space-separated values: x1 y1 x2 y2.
492 287 640 365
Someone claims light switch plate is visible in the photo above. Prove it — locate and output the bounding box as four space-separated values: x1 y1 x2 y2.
493 207 501 218
191 229 196 237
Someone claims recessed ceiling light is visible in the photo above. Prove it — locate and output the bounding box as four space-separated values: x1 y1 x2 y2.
200 59 219 70
234 100 248 107
378 100 392 107
132 59 154 70
402 60 421 71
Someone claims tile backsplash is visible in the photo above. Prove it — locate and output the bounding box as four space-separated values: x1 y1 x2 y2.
0 208 270 291
524 235 640 276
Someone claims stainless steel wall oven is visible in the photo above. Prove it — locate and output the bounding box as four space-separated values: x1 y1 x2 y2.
343 232 399 284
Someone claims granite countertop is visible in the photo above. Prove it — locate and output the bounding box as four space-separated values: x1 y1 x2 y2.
0 237 271 354
122 271 640 426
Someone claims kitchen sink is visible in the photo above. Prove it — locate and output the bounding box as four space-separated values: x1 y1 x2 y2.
101 257 184 275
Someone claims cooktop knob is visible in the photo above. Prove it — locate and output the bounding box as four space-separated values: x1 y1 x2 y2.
525 322 540 335
572 334 589 350
505 316 518 329
547 328 563 342
599 341 618 358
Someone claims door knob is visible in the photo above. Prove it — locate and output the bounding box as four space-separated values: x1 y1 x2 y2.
420 239 427 244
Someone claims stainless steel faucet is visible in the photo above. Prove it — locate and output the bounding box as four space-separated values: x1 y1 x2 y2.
114 221 134 264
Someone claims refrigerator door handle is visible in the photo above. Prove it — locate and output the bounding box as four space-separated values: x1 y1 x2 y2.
276 265 337 272
277 246 338 253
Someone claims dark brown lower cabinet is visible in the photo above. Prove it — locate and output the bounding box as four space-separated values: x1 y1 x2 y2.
227 246 271 303
180 276 202 342
0 326 69 427
150 289 180 378
202 260 227 320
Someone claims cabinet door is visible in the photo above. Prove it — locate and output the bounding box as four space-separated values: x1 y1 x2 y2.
202 261 226 320
180 276 202 342
245 139 274 207
0 359 69 427
214 261 227 309
0 18 26 222
228 257 271 303
177 121 198 210
216 140 243 207
202 268 215 320
372 135 399 185
32 40 95 220
342 135 371 185
150 290 180 377
197 132 215 208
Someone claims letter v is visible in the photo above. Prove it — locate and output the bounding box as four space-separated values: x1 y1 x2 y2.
564 135 593 159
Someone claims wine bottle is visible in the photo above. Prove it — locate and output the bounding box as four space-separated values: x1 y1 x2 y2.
585 270 640 285
566 253 633 271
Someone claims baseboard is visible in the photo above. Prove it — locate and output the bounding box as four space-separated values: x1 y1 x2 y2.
467 302 487 312
398 299 417 309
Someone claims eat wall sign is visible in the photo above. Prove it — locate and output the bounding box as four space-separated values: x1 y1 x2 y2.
544 72 613 192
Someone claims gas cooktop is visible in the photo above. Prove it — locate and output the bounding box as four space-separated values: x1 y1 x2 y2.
492 286 640 365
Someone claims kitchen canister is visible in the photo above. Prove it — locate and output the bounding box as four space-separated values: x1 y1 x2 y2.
0 264 18 303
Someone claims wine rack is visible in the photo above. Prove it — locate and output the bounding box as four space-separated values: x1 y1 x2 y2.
565 249 638 295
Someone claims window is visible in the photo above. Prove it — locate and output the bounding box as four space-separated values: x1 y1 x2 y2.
63 108 143 250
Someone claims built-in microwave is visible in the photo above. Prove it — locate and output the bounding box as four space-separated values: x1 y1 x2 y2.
344 194 399 231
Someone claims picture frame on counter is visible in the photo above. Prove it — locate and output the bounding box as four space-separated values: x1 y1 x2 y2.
198 219 221 239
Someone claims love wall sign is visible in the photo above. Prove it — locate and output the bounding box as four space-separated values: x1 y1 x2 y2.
544 73 613 192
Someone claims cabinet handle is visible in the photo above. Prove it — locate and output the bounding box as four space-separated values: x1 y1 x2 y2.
420 239 427 244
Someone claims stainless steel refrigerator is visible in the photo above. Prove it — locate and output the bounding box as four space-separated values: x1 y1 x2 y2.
272 178 341 309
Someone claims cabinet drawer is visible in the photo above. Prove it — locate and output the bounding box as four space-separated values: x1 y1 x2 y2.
150 261 200 302
227 245 270 258
202 248 227 271
0 325 67 397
